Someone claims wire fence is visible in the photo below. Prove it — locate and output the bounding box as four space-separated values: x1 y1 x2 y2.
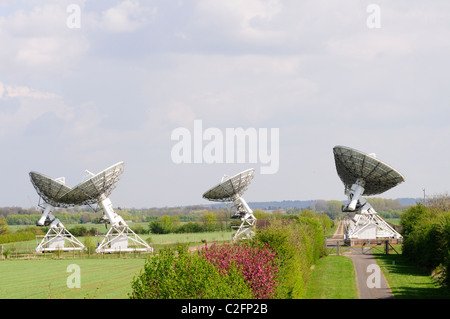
0 232 233 261
325 239 401 256
0 245 153 261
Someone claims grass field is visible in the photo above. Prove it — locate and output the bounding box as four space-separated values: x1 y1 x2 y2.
373 252 450 299
0 230 233 299
305 255 358 299
0 258 146 299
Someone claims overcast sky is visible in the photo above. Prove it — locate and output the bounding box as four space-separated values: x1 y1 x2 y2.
0 0 449 209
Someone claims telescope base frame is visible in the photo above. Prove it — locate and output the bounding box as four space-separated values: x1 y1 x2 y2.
96 224 153 253
36 226 85 253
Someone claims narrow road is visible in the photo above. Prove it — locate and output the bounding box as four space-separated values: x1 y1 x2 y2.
347 247 394 299
327 221 394 299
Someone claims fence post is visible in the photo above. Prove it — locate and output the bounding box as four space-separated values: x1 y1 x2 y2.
337 241 340 256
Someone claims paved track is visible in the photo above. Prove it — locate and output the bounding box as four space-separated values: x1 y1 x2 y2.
346 247 394 299
328 221 394 299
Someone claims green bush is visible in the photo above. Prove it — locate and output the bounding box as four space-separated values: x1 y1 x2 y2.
84 235 97 254
175 222 204 233
68 226 98 237
131 225 147 234
0 230 40 245
252 215 328 299
129 248 253 299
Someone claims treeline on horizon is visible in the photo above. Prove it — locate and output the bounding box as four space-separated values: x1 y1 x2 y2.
0 197 409 226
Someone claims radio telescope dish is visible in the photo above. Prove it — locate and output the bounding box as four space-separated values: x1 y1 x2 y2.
203 168 255 202
332 145 404 243
333 145 405 196
203 168 256 241
29 172 84 253
58 162 124 206
29 172 72 208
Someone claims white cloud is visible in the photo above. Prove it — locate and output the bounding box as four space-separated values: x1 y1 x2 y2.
15 36 89 67
1 83 59 99
0 2 89 73
0 83 73 137
167 102 196 127
142 53 318 127
97 0 157 33
195 0 284 42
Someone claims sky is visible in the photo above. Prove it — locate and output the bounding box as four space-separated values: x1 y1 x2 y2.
0 0 449 209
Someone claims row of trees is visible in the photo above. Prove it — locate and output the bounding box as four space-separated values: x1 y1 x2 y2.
148 212 234 234
1 197 407 226
146 209 334 235
308 198 406 220
3 210 222 226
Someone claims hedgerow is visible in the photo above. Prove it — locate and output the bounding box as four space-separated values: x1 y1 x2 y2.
130 213 331 299
129 247 253 299
251 216 328 298
401 202 450 286
0 228 43 245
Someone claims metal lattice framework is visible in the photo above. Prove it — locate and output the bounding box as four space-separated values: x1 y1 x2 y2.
35 225 85 253
333 146 404 241
94 224 152 253
203 168 256 241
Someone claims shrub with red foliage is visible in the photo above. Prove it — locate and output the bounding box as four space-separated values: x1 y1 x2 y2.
199 243 279 299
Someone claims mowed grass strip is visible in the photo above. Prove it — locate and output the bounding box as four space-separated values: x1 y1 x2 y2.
0 258 146 299
373 253 450 299
306 255 358 299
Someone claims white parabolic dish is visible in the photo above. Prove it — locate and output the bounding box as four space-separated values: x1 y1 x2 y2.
29 162 124 207
59 161 124 206
333 145 405 196
202 168 255 202
29 172 72 207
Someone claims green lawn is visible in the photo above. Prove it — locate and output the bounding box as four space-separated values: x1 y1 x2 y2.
0 258 146 299
385 219 401 225
373 253 450 299
305 255 358 299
